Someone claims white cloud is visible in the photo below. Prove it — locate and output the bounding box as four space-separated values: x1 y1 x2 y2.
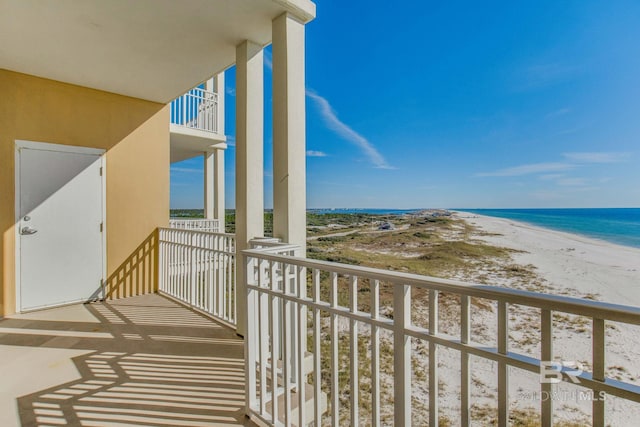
556 127 582 136
306 89 394 169
539 174 565 181
563 152 629 163
306 150 328 157
557 177 587 186
226 87 236 97
226 135 236 147
572 186 600 192
530 190 563 201
476 162 574 177
546 107 571 118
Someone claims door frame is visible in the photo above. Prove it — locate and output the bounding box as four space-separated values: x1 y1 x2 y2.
14 140 107 312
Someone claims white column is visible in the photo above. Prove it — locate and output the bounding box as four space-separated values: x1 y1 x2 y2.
205 72 226 227
205 77 214 92
214 149 225 230
215 72 225 135
204 151 215 219
204 149 225 230
272 13 306 255
235 40 264 337
205 74 224 134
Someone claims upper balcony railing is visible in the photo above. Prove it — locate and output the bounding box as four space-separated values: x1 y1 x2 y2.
170 87 219 133
169 218 220 233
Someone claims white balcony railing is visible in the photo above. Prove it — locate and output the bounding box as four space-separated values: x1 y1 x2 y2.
169 218 220 233
170 87 219 133
243 248 640 427
158 228 235 326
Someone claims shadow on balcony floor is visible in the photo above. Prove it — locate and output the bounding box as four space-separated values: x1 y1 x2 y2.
0 294 253 427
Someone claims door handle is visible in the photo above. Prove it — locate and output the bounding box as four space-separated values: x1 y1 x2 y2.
20 226 38 235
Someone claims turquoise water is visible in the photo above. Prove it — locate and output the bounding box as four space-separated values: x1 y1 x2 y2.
457 208 640 249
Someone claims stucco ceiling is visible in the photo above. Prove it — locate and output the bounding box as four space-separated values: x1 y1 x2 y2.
0 0 314 103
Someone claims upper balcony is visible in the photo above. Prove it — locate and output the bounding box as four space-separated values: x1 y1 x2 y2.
170 85 227 163
171 87 220 134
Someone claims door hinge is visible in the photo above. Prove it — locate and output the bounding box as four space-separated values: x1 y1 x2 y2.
100 222 103 232
99 167 103 176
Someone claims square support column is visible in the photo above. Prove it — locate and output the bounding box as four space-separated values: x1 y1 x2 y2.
205 72 226 230
215 72 225 135
235 40 264 337
205 72 225 134
204 149 225 231
214 149 225 230
204 151 214 220
272 13 306 255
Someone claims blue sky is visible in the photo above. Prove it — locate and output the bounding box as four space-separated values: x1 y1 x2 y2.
171 0 640 209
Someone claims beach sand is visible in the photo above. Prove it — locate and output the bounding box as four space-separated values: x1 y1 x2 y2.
458 212 640 307
451 212 640 425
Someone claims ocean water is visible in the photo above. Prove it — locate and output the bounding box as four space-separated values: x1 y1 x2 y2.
457 208 640 249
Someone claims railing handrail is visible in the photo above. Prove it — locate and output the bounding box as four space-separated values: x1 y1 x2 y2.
249 237 301 253
242 249 640 325
243 247 640 426
168 217 220 220
167 219 220 222
170 87 219 133
158 228 236 327
162 225 232 238
171 87 219 104
182 86 218 99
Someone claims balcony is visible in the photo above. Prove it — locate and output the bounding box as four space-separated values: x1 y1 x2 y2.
171 88 219 134
169 86 226 163
2 228 639 426
0 293 248 427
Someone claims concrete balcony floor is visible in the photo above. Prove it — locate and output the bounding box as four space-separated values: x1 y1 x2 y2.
0 294 254 427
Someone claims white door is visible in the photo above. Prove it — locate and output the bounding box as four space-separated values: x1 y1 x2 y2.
17 141 104 312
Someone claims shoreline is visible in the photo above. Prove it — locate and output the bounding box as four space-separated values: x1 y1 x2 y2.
455 209 640 250
304 209 640 424
453 211 640 425
454 211 640 307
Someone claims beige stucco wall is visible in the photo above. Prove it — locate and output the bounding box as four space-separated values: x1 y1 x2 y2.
0 69 169 316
